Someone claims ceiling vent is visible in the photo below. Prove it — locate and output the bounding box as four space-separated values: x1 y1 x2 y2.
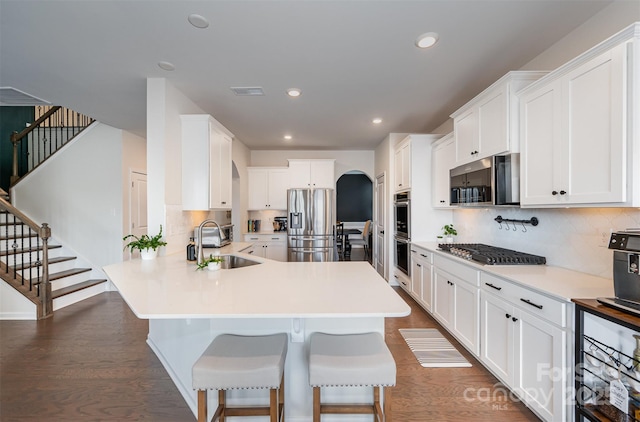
0 87 51 106
230 86 265 96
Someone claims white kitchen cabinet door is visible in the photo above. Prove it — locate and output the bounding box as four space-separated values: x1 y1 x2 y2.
433 268 453 327
410 257 423 302
431 133 455 208
561 44 626 204
267 168 290 209
520 82 563 205
411 248 433 312
248 168 269 210
288 160 335 189
452 275 480 356
480 291 515 385
211 130 233 209
520 41 629 206
454 108 479 164
477 86 508 157
514 309 566 422
394 138 411 192
248 168 289 210
181 114 233 210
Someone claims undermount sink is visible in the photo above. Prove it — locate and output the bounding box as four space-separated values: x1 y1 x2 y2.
218 255 262 269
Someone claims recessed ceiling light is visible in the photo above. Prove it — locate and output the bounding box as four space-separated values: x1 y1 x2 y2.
372 118 382 124
188 14 209 29
284 135 292 140
415 32 439 49
158 61 175 71
286 88 302 98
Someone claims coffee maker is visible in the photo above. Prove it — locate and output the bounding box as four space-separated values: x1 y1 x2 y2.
598 231 640 315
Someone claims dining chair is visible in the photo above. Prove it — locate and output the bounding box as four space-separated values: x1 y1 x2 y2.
335 222 345 259
349 220 371 260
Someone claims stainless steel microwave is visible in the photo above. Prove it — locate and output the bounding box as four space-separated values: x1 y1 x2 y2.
450 153 520 206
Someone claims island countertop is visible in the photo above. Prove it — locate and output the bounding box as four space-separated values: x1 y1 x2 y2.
103 246 411 320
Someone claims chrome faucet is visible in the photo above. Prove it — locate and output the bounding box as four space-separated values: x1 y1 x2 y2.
197 219 227 265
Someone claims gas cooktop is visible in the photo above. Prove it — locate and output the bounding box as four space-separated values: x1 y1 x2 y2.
438 243 547 265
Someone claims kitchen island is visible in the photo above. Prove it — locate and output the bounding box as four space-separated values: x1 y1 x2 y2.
103 244 410 422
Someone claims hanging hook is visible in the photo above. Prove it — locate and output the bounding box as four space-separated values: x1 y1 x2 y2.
511 221 518 231
521 222 527 233
498 221 503 230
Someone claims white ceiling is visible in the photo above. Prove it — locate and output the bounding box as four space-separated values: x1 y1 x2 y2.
0 0 614 150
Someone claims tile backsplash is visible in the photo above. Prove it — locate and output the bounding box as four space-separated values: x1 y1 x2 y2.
452 207 639 279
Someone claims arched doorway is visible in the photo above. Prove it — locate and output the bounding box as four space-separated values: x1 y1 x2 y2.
336 171 373 261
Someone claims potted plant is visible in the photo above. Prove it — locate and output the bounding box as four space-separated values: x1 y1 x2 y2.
437 224 458 244
196 255 225 271
123 225 168 260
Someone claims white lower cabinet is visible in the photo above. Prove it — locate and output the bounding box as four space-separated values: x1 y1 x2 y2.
432 255 480 356
411 247 433 312
480 273 568 422
243 234 287 262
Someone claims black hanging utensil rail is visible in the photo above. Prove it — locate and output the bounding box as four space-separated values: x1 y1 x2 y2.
495 216 539 232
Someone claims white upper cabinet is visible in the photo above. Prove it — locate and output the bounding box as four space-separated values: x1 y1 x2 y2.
431 133 455 208
520 23 639 207
181 114 233 210
394 136 411 192
288 159 335 189
247 167 290 210
451 71 547 166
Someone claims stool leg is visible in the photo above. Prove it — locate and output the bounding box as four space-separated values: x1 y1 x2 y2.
373 387 382 422
279 376 285 422
384 387 392 422
219 390 226 422
197 390 207 422
313 387 321 422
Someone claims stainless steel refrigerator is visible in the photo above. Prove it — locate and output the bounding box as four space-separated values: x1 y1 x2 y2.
287 188 335 262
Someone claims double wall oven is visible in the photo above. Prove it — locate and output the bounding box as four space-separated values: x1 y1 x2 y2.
394 192 410 275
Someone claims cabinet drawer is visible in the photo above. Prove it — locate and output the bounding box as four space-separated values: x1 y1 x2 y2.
481 273 566 327
410 246 432 263
244 234 287 242
434 255 479 286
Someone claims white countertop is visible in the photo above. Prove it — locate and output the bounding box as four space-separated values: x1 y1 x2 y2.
104 243 410 320
412 242 614 302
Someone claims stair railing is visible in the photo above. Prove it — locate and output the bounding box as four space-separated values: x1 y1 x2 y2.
0 196 52 319
10 106 95 186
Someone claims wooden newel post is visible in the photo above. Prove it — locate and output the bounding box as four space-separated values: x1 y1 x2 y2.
39 223 53 318
10 131 19 186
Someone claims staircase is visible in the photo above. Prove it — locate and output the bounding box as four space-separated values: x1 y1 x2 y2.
0 198 108 319
1 105 106 319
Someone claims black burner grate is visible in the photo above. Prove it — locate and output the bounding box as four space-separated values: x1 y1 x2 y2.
438 243 546 265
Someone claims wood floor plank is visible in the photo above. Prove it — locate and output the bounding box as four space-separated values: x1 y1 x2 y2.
1 279 540 421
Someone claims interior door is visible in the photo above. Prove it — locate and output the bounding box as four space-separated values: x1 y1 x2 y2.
375 174 386 279
129 170 147 259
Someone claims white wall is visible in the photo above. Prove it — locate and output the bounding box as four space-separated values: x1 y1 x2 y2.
0 282 36 320
12 123 123 272
146 78 251 255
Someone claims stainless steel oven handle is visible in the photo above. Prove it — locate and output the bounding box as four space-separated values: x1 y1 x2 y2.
394 235 409 243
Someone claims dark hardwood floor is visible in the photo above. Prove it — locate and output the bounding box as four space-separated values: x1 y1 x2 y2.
1 278 539 421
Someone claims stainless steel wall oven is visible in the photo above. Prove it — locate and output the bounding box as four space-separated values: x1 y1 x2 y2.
394 192 410 275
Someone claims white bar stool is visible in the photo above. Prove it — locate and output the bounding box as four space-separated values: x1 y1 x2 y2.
192 333 288 422
308 332 396 422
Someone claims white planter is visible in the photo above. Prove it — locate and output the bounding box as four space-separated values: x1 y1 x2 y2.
445 235 455 244
207 262 221 271
140 249 158 260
